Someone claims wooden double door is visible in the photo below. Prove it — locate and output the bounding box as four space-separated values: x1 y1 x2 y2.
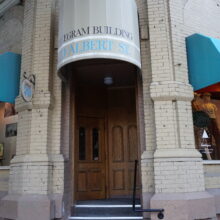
75 88 140 200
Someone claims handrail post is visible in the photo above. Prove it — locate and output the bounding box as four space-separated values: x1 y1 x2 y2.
132 160 138 211
132 160 165 219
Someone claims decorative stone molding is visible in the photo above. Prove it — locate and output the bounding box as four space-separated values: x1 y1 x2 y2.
154 148 202 159
150 81 194 101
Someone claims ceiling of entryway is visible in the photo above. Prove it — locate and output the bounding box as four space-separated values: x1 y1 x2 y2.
68 59 138 87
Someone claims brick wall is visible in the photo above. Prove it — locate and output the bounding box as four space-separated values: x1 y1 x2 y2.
0 5 24 54
1 0 220 219
184 0 220 38
204 163 220 189
0 168 9 199
6 1 64 218
135 0 156 197
146 0 206 195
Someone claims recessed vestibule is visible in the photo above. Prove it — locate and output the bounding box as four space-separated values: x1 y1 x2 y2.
62 59 142 202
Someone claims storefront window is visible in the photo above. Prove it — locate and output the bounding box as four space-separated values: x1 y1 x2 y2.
192 92 220 160
5 123 17 138
0 102 17 166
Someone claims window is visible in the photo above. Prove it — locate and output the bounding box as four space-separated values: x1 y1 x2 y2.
79 127 86 160
5 123 17 138
192 92 220 160
92 128 99 161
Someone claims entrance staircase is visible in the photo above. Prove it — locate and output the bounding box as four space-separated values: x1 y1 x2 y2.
69 199 143 220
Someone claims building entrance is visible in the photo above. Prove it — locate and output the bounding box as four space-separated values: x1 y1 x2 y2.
75 87 140 200
72 61 141 200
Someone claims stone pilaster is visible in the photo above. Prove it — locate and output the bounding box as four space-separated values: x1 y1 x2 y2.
135 1 156 216
147 0 216 219
0 0 64 220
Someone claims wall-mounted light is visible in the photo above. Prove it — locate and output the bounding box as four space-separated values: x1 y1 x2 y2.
104 77 113 85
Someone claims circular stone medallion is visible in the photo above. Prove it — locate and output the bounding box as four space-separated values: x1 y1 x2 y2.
21 79 34 102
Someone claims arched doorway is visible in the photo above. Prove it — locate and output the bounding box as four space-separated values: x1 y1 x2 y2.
69 59 141 201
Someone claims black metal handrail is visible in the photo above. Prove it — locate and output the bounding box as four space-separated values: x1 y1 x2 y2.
133 160 164 219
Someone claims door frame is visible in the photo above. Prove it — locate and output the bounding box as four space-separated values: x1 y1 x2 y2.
71 74 144 201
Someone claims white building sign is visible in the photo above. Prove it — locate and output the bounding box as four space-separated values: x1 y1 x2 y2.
57 0 141 72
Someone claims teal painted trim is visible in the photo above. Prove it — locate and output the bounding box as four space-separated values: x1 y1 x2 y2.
186 33 220 91
0 52 21 103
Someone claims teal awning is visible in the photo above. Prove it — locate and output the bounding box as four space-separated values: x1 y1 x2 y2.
186 34 220 91
0 52 21 103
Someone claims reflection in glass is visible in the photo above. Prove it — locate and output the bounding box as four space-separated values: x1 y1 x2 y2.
192 92 220 160
93 128 99 160
79 127 86 160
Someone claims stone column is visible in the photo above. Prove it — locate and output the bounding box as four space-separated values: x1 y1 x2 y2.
136 0 156 215
147 0 216 219
0 0 64 220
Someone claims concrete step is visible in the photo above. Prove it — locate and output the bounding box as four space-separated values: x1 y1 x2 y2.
72 205 142 217
70 199 143 220
69 217 143 220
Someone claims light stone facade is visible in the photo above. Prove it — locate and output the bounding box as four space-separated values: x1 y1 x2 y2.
0 4 23 168
0 0 220 220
